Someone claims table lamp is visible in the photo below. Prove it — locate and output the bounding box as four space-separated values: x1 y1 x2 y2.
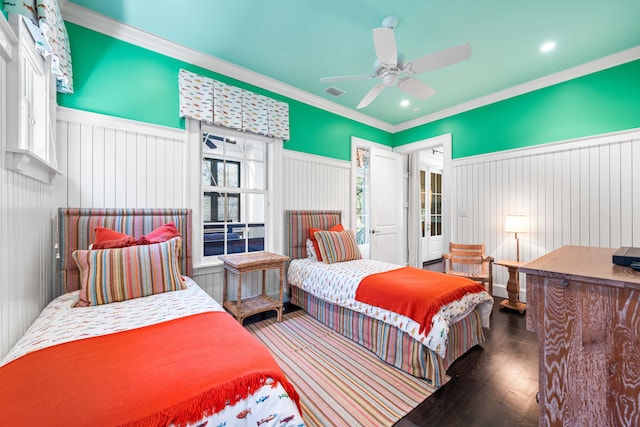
504 215 528 262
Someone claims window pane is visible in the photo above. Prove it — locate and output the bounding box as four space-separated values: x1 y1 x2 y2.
202 132 225 157
245 139 265 162
247 224 265 252
245 159 265 190
202 159 214 186
245 193 265 223
226 161 240 188
224 138 244 159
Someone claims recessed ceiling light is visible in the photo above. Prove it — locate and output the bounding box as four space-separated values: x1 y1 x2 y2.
400 99 410 107
540 41 556 52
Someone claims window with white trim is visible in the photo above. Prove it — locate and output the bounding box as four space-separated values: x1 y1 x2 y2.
201 127 269 257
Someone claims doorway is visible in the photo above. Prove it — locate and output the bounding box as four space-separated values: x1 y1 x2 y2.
352 137 403 264
420 159 444 262
393 133 452 268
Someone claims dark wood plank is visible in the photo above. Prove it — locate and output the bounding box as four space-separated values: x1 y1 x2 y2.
395 293 539 426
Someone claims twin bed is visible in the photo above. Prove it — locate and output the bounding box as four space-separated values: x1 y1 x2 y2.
284 210 493 387
0 208 303 426
1 208 493 425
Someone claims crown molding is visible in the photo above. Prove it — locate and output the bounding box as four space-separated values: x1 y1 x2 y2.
394 45 640 133
58 1 394 133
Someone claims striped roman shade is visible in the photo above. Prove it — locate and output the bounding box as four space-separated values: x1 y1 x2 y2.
72 237 186 307
314 229 362 264
58 208 192 296
284 210 342 260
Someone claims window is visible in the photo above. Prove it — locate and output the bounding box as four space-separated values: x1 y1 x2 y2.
355 147 370 246
201 130 267 257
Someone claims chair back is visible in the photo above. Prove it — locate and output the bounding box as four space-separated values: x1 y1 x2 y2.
444 243 488 275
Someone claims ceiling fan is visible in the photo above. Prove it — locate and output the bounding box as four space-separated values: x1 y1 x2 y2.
321 16 472 109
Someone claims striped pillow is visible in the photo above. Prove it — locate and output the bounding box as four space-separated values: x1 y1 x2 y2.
72 237 186 307
314 229 362 264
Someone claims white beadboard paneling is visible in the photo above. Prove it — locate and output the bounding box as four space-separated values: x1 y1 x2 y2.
0 39 55 359
283 150 351 227
55 108 187 209
452 130 640 301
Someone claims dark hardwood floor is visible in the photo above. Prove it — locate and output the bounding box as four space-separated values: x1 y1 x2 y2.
394 261 539 427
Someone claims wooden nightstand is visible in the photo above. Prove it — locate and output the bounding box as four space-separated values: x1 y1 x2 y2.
494 259 526 313
219 251 290 325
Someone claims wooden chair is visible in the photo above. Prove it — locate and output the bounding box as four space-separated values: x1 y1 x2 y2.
442 243 494 294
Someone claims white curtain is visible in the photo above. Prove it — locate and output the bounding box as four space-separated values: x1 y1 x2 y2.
407 152 422 268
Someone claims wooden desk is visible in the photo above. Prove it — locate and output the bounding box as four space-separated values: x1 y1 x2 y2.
494 259 526 313
521 246 640 426
219 251 290 325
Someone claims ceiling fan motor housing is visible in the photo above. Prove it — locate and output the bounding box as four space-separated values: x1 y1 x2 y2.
373 53 407 75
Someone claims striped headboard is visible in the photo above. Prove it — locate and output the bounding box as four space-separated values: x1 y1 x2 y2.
58 208 192 296
284 210 342 260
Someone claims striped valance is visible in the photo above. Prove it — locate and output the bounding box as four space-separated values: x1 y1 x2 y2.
178 69 290 140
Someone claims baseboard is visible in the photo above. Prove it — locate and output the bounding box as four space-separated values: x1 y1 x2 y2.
493 283 527 303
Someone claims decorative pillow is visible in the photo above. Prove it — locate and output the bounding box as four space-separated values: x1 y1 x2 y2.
92 227 137 249
92 223 181 249
139 222 181 244
309 224 344 262
314 229 362 264
72 237 186 307
306 238 318 261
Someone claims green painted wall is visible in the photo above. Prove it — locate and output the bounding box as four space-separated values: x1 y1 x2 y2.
393 60 640 158
58 23 392 161
58 23 638 162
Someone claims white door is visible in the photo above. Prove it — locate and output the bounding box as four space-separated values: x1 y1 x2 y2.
369 147 402 264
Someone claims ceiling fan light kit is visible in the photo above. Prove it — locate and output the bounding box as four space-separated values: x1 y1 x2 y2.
321 15 472 109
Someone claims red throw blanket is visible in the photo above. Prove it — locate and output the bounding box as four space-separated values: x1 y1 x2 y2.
355 267 486 335
0 311 300 426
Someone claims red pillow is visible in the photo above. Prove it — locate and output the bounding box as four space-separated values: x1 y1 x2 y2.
309 224 344 262
92 227 137 249
140 222 181 244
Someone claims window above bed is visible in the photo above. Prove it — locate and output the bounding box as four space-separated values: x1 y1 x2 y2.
201 127 268 258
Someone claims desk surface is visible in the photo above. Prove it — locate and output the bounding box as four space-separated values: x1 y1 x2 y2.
520 245 640 288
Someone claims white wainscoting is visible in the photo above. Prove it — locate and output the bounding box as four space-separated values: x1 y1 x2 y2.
283 150 352 228
451 130 640 300
54 108 188 209
0 30 56 359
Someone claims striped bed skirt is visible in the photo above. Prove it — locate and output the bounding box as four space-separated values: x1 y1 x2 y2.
290 286 485 388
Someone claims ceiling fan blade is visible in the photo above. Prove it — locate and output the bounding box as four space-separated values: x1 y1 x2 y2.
409 43 472 74
320 74 376 83
398 77 436 100
357 84 385 109
373 28 397 67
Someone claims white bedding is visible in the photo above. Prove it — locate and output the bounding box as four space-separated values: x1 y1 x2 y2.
288 258 494 358
1 278 304 427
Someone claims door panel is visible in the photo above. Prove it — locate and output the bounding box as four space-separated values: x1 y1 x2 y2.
370 147 402 264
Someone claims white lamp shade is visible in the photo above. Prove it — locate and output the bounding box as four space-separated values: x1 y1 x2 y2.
504 215 528 233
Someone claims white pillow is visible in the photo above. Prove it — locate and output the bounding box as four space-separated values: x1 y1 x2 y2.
306 238 318 261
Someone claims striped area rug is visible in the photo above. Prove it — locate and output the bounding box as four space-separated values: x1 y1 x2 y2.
246 311 436 427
